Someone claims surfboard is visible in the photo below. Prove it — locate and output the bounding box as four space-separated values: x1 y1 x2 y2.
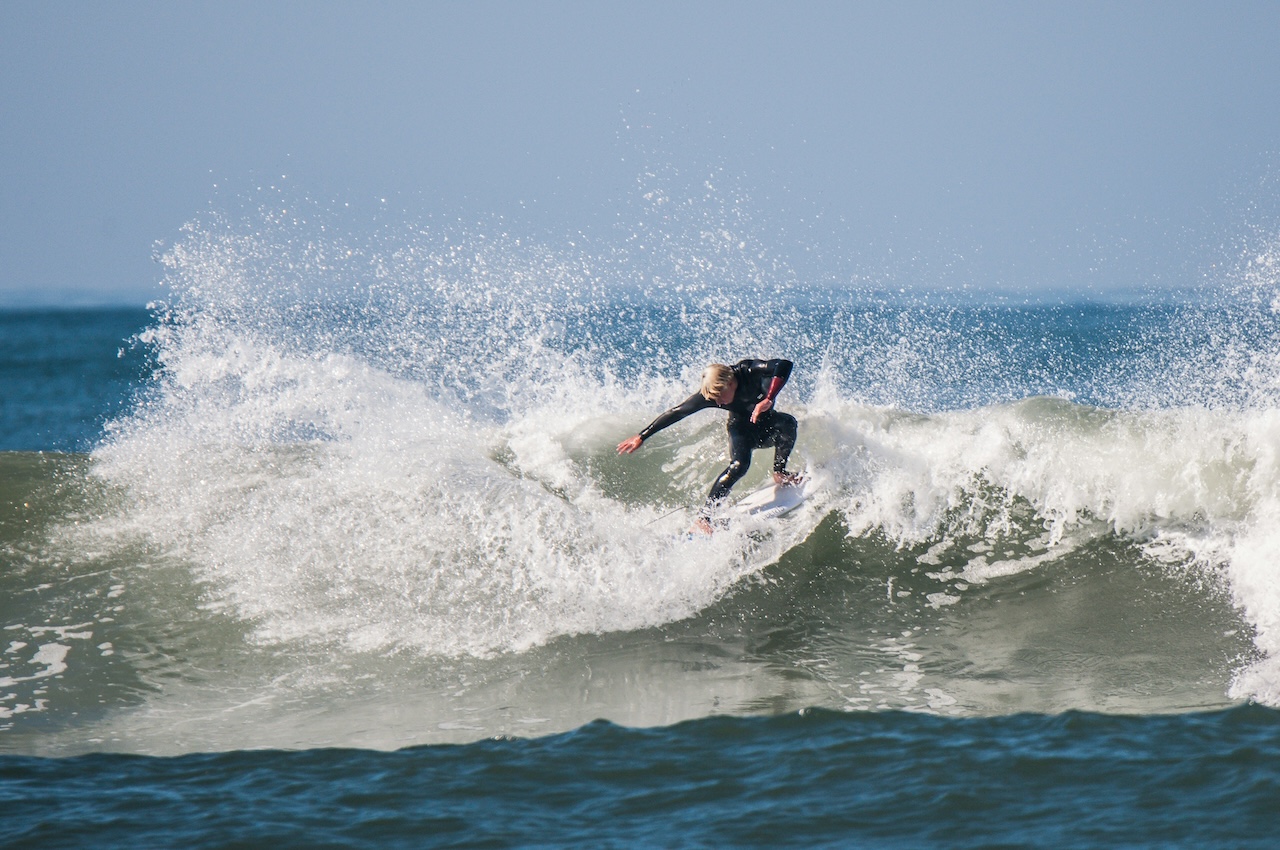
732 479 810 519
674 479 811 540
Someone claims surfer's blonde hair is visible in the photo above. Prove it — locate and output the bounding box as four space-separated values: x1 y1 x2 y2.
700 363 734 401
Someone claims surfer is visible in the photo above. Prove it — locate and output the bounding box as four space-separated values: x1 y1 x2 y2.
617 358 801 534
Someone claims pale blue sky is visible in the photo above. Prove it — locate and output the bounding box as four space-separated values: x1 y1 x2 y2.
2 1 1278 305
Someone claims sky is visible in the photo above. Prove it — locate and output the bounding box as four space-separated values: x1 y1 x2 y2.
2 1 1279 306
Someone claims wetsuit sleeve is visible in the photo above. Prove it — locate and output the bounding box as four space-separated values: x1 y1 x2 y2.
765 359 792 400
638 392 714 441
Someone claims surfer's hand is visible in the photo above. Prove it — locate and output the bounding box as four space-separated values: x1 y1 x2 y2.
751 398 773 422
617 435 643 454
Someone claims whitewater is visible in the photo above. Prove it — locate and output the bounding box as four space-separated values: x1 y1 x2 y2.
3 191 1280 759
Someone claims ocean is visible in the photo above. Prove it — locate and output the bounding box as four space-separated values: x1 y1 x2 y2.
3 206 1280 846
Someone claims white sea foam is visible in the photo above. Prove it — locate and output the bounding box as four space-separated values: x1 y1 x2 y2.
93 315 803 659
81 202 1280 711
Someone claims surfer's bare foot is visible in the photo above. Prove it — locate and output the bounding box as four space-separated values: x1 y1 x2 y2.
691 518 714 535
772 471 804 487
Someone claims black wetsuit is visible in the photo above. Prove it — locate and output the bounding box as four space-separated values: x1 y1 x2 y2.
638 358 798 516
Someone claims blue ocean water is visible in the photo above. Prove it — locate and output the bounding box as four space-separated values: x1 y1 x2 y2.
4 204 1280 845
4 707 1279 849
0 308 152 452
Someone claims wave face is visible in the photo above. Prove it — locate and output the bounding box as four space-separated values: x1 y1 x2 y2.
4 197 1280 754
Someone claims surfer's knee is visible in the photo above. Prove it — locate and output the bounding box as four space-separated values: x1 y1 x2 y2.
709 457 751 501
719 457 750 487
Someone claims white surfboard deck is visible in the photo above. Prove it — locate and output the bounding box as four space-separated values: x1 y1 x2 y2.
732 479 810 519
673 479 812 541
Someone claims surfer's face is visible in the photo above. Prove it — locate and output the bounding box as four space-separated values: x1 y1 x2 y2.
716 378 737 405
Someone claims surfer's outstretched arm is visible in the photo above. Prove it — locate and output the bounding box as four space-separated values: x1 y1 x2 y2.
617 392 714 454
